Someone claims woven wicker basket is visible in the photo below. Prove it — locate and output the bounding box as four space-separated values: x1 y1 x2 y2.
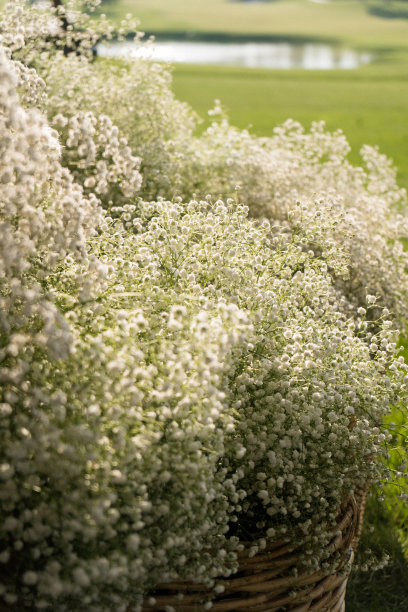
139 492 367 612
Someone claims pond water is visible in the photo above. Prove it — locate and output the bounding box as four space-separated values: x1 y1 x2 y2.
97 40 372 70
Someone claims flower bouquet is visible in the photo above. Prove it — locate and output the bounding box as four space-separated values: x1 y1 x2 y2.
1 3 407 612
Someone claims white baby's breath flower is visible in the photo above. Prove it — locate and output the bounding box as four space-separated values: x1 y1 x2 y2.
0 4 406 610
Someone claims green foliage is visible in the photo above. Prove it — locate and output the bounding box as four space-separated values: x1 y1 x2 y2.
346 497 408 611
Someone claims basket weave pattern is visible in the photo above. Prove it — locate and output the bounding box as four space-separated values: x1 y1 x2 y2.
140 494 365 612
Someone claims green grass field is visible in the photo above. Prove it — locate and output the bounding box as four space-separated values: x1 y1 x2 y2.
102 0 408 52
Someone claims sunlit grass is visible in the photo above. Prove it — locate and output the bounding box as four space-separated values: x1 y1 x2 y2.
101 0 408 53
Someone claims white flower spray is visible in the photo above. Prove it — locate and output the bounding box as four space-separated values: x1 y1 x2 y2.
0 3 407 610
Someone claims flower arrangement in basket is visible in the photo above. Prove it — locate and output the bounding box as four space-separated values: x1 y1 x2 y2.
1 2 408 612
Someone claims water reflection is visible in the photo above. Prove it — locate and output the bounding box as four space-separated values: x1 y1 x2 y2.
97 40 372 70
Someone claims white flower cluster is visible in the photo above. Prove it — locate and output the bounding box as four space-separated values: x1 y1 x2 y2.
53 111 142 208
8 2 407 321
0 3 407 611
13 58 47 109
0 0 125 62
177 117 408 321
38 44 408 320
35 49 196 200
0 46 99 358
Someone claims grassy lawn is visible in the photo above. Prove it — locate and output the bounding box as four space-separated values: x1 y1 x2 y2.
102 0 408 52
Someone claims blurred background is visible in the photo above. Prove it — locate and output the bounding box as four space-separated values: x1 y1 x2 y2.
99 0 408 193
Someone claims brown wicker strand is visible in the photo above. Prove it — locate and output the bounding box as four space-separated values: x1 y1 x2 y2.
140 493 364 612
